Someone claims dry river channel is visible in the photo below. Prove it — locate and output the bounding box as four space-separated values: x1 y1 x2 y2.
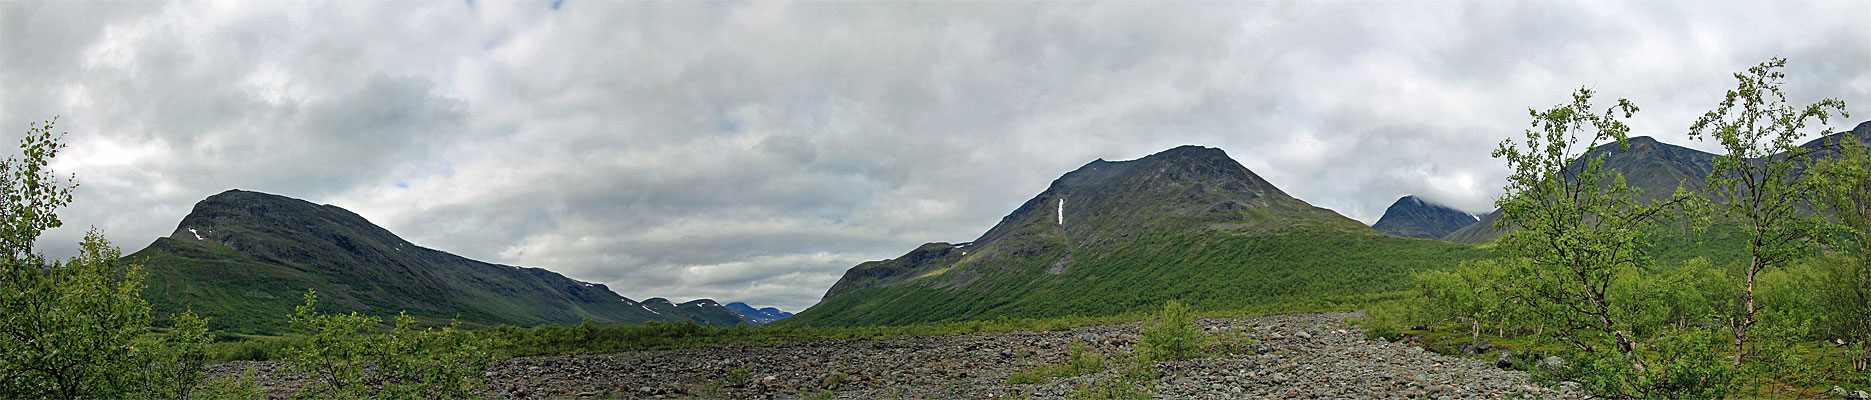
207 312 1586 399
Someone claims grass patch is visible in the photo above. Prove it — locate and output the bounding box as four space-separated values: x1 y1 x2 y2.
1008 344 1108 384
1069 358 1157 400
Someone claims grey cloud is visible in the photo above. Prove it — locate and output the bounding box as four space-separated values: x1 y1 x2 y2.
7 2 1871 312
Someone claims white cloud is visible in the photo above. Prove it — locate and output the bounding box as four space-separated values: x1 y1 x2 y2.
4 1 1870 312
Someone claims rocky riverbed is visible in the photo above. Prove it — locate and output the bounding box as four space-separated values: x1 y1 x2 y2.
207 312 1584 399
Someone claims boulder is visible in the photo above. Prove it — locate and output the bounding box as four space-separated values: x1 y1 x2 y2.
1495 350 1517 369
1538 356 1565 375
1462 339 1495 355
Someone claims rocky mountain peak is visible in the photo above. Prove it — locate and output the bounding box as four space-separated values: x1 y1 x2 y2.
1625 136 1660 152
169 189 410 264
1371 195 1476 240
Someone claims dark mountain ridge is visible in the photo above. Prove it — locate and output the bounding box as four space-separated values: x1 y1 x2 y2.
1370 195 1476 240
1443 122 1871 244
134 189 750 333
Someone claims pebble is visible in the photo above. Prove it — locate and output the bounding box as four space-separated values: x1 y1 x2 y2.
204 312 1585 399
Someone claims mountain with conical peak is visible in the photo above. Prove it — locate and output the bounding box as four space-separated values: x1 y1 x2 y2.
1371 196 1477 240
818 145 1368 301
724 302 794 326
132 189 750 333
787 145 1487 327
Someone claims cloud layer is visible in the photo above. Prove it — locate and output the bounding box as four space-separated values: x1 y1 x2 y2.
5 2 1869 312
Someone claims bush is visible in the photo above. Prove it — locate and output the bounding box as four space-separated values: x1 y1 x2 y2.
139 311 213 399
1553 328 1734 399
284 290 498 399
1139 300 1207 361
0 118 250 399
1358 298 1417 341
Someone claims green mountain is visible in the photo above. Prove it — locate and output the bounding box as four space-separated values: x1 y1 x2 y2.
787 146 1488 327
131 189 747 333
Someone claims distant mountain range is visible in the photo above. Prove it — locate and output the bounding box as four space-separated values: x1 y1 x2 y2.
131 190 762 333
725 302 794 326
134 121 1871 332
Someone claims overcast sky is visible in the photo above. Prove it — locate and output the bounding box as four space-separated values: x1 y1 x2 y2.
4 1 1869 313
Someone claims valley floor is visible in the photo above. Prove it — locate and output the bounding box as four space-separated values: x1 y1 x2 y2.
206 312 1583 399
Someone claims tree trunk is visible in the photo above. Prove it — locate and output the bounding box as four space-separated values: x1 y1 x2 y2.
1613 329 1646 373
1471 319 1483 352
1735 257 1760 366
1856 342 1868 372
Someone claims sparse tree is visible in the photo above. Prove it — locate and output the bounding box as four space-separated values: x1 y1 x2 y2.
1687 57 1850 364
1414 259 1506 352
1490 88 1700 392
0 118 149 399
0 117 243 399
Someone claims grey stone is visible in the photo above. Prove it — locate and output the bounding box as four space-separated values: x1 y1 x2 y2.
1495 350 1517 369
1462 339 1495 354
1539 356 1565 374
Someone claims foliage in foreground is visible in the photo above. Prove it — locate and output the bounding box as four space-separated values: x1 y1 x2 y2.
1 119 489 399
284 290 497 399
1366 58 1869 399
0 118 254 399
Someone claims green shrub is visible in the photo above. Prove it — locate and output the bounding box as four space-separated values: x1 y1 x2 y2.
1357 298 1415 341
725 366 753 387
0 121 266 400
1139 300 1207 361
138 311 213 399
284 290 498 399
1554 328 1734 399
1070 357 1156 400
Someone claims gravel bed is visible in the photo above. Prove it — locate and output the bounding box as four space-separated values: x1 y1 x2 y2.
207 312 1585 399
